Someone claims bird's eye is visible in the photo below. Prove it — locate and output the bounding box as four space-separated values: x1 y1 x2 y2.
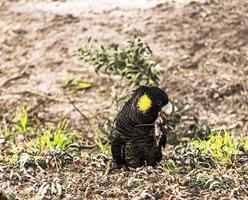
156 100 163 107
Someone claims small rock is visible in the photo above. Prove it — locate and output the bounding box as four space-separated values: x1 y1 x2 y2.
0 138 5 144
12 24 27 35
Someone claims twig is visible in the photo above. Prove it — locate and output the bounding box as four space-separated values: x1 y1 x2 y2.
5 90 68 103
0 64 30 88
67 96 92 128
211 124 238 132
79 144 98 149
104 159 112 178
84 181 91 198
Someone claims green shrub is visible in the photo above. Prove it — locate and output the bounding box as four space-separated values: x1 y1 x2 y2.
78 37 161 86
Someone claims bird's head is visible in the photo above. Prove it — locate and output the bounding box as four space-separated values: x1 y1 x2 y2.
115 85 173 137
131 85 173 125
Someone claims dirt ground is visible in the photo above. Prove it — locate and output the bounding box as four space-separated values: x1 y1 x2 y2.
0 0 248 199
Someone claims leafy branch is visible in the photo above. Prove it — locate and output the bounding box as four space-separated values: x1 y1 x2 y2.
78 38 161 86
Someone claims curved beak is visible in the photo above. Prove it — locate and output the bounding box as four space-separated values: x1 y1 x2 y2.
162 101 173 115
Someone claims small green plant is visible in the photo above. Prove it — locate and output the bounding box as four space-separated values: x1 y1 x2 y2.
13 107 35 136
95 122 111 156
195 173 212 188
163 159 181 173
8 146 22 164
1 107 81 170
190 130 247 164
0 127 11 143
63 78 93 91
13 107 29 134
78 37 161 86
27 120 76 154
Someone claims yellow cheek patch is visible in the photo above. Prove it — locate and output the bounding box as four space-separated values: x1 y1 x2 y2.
137 94 152 113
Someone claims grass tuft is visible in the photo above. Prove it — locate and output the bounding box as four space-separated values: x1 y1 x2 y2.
190 130 247 164
27 120 76 154
162 159 181 173
13 107 34 135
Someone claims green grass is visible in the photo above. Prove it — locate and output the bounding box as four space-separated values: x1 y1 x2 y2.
0 108 78 167
13 107 34 135
27 120 76 154
190 130 248 165
162 159 181 173
1 107 113 168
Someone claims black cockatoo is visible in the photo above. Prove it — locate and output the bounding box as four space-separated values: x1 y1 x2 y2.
109 86 173 168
